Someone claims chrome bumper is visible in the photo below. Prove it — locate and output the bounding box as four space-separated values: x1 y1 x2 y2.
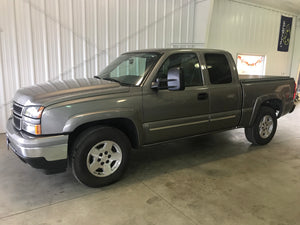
6 118 68 162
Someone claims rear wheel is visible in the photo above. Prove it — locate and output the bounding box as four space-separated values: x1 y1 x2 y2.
245 106 277 145
72 126 131 187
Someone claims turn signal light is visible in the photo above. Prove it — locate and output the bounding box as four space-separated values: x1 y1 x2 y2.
35 125 41 135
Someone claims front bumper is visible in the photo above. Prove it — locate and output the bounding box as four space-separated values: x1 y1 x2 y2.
6 118 68 172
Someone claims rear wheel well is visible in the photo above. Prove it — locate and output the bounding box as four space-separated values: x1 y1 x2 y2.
261 99 282 117
68 118 139 162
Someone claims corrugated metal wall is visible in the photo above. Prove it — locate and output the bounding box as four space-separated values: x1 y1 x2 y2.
208 0 297 76
0 0 212 133
291 17 300 80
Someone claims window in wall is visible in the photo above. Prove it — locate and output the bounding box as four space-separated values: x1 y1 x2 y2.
237 54 266 75
156 53 203 87
205 54 232 84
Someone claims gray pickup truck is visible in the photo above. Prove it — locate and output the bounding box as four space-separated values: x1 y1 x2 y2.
6 49 296 187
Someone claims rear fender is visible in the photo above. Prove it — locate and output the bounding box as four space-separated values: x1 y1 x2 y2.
249 94 282 126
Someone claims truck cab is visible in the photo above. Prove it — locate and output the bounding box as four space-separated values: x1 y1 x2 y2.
141 49 242 144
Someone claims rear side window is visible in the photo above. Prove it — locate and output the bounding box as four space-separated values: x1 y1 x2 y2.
205 54 232 84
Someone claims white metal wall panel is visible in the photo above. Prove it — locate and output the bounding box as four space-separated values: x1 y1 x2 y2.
0 0 212 133
208 0 297 76
291 17 300 80
193 0 213 46
0 30 6 128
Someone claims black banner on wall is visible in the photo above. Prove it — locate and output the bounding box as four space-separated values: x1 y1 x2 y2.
277 16 293 52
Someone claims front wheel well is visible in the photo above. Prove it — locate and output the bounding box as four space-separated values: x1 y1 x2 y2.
68 118 139 161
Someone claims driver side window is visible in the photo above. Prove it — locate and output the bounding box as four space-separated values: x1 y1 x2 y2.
156 53 203 88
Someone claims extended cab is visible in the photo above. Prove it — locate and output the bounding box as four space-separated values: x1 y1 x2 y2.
6 49 296 187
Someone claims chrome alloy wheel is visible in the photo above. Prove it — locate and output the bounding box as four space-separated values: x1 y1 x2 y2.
258 115 274 139
86 140 122 177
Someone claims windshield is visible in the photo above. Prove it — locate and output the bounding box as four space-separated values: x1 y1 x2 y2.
98 53 161 86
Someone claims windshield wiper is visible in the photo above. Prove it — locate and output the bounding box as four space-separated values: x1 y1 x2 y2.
93 76 120 83
102 77 120 83
102 77 131 86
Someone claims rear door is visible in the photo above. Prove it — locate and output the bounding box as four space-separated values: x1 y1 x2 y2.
203 53 242 131
142 52 210 144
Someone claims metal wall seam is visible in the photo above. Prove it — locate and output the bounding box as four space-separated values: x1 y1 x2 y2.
190 0 195 45
28 2 36 85
186 0 190 43
171 0 175 45
162 0 167 47
136 0 140 50
154 0 158 48
12 0 21 89
42 0 50 81
70 0 75 79
55 0 62 80
126 0 129 51
82 0 87 78
105 0 109 65
94 0 98 75
178 0 183 43
116 0 120 56
145 0 149 48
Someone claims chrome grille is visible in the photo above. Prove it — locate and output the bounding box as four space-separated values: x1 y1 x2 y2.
13 103 23 116
13 102 23 130
13 116 21 129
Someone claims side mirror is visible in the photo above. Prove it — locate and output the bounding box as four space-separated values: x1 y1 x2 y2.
167 67 185 91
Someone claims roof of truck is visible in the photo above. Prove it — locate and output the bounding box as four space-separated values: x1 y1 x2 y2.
124 48 230 55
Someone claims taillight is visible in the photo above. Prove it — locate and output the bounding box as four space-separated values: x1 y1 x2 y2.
293 82 297 100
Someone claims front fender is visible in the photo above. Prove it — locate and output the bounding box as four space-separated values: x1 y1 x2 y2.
62 108 136 133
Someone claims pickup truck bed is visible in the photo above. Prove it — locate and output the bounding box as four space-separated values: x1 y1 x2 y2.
239 75 295 128
239 75 294 82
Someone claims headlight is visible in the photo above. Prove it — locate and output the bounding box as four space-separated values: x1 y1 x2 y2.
22 106 44 135
23 106 44 119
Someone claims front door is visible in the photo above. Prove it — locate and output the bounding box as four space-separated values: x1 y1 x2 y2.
142 53 210 144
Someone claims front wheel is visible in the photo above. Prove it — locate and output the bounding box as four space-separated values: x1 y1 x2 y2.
245 106 277 145
72 126 131 187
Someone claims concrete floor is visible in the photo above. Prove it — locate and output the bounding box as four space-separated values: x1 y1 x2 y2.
0 104 299 225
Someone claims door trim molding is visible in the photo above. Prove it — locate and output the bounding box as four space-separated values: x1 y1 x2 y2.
149 119 209 131
210 115 236 122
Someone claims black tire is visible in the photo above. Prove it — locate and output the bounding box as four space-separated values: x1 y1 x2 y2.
245 106 277 145
72 126 131 187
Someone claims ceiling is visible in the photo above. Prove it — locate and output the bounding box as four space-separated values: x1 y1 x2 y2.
244 0 300 16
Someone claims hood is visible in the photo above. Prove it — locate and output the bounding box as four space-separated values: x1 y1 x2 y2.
14 78 130 106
